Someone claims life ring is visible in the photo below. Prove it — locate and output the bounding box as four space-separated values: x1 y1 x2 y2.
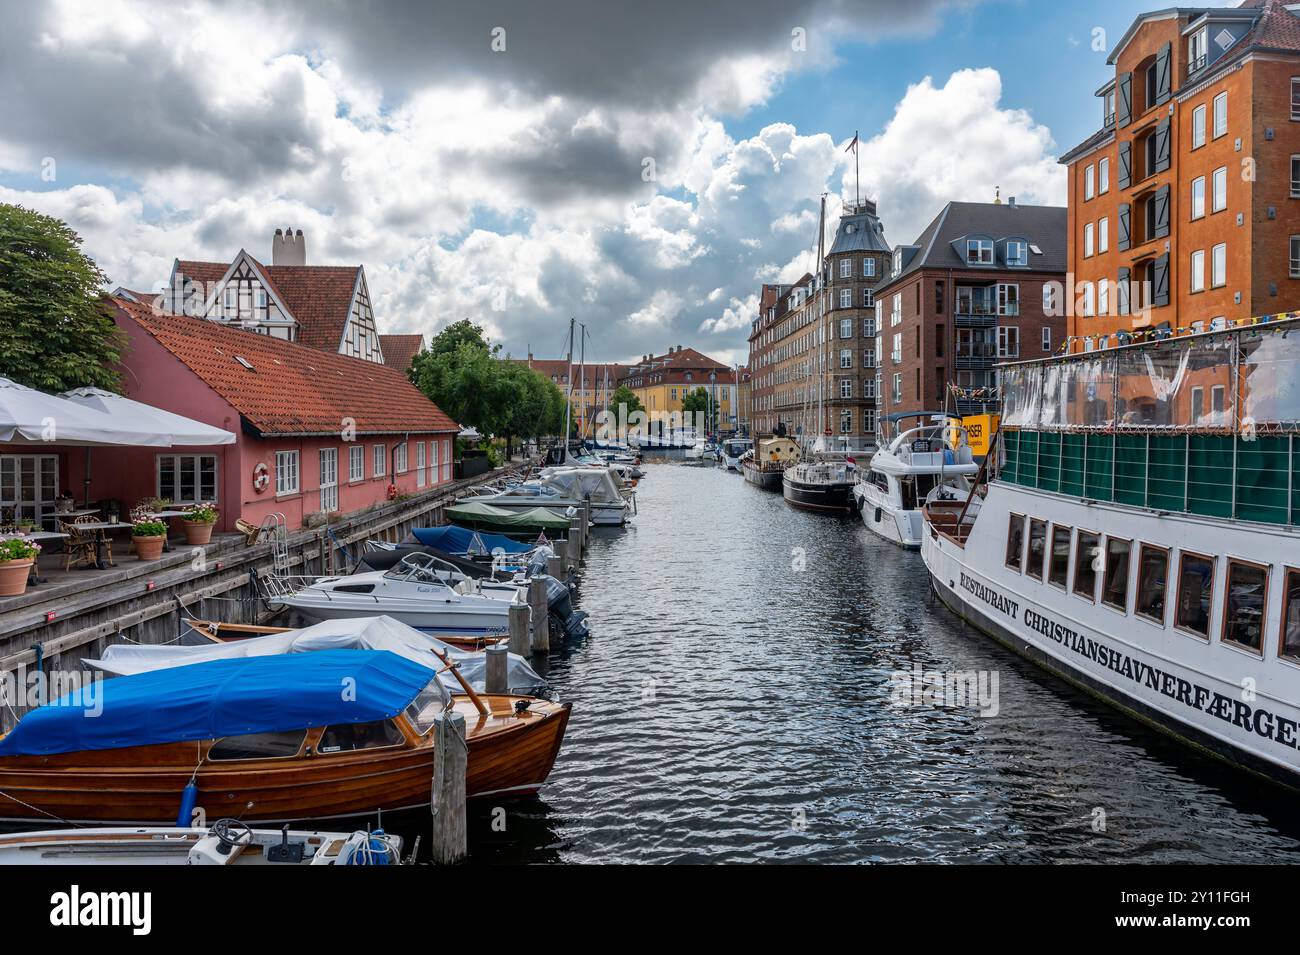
252 462 270 494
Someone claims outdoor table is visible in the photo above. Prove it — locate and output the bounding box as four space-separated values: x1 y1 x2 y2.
0 530 69 586
151 510 191 552
71 521 133 569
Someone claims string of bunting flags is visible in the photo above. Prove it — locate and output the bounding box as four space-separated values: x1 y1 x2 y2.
1057 310 1300 355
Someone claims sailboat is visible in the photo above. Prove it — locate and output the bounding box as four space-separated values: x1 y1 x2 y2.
782 193 858 514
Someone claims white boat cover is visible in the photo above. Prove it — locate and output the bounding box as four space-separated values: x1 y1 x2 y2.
86 616 546 697
536 467 623 504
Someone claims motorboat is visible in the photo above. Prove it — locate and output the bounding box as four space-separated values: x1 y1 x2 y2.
742 436 800 489
0 823 405 866
719 437 752 470
467 468 631 525
444 500 574 536
853 412 978 548
782 451 857 513
93 614 549 696
0 649 570 823
262 552 521 642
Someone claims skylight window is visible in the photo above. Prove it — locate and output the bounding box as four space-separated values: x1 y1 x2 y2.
1029 244 1044 255
235 355 254 370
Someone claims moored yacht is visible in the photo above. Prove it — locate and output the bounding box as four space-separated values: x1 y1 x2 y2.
720 436 752 470
782 450 857 513
854 412 979 548
922 317 1300 785
467 467 631 525
742 436 800 490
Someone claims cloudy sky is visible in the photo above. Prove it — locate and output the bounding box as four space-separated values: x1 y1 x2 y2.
0 0 1237 365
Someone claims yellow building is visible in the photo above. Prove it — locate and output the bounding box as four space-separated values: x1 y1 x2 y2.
618 346 740 433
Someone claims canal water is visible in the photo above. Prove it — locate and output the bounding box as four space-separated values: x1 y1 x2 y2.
466 460 1300 863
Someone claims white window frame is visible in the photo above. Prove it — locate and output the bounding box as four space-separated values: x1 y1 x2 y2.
1292 155 1300 198
348 445 364 483
1192 104 1206 149
1098 156 1110 194
1211 243 1227 288
1291 236 1300 278
839 259 852 278
373 444 386 478
863 258 875 277
1084 164 1095 200
1212 91 1228 139
997 283 1020 317
416 440 427 488
156 453 217 507
1084 222 1095 258
1212 166 1227 213
1041 327 1052 352
429 438 440 485
1098 279 1110 316
394 442 408 474
966 239 994 264
839 377 852 399
839 318 852 339
1006 240 1028 266
839 348 853 369
1191 176 1206 220
839 409 852 435
275 450 300 496
1191 249 1206 292
891 373 902 403
319 448 338 512
1098 216 1109 253
890 293 902 327
1292 78 1300 122
863 289 874 308
839 288 852 309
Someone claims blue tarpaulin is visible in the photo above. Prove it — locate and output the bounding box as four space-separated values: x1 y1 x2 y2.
412 525 532 555
0 649 435 757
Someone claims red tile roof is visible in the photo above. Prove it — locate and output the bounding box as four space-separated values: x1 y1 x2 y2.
113 297 458 437
174 260 230 289
378 334 424 375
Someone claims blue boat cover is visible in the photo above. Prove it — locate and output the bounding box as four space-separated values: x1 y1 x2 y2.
412 525 531 555
0 649 435 758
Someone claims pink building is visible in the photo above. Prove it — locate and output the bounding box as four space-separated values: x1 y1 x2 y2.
74 296 461 534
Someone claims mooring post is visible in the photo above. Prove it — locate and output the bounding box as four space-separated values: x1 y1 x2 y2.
508 602 530 658
582 500 592 556
528 577 550 653
545 554 563 580
430 710 467 865
485 645 507 694
567 518 581 569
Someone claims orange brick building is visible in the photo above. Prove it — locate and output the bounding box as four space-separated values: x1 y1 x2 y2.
1060 0 1300 349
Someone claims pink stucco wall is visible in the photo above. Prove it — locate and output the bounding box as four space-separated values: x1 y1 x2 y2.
36 317 457 533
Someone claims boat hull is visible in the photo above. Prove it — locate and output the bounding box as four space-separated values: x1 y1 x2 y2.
921 483 1300 787
782 476 856 514
741 463 783 490
852 484 921 548
0 699 571 824
271 596 511 641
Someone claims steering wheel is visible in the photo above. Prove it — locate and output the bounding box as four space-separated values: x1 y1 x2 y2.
211 818 254 853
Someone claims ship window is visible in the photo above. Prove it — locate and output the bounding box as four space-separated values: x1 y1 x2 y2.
1048 525 1071 588
1175 552 1215 639
208 729 307 761
1005 514 1026 571
1026 519 1047 581
1280 569 1300 663
1073 531 1100 601
1222 559 1268 654
1135 545 1170 624
1102 537 1132 612
317 719 405 754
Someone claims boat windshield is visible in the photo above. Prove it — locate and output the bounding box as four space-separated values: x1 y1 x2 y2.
403 676 450 735
383 552 458 586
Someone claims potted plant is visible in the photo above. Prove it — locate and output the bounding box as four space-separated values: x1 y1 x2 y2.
181 504 218 545
132 519 167 561
0 537 40 597
15 516 36 534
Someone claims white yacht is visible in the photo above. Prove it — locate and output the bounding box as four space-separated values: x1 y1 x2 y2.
263 552 520 639
923 318 1300 786
720 437 752 470
854 412 979 548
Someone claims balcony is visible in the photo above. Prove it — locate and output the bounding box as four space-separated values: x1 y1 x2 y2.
955 344 997 370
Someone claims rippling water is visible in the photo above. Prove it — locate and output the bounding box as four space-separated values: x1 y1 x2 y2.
462 462 1300 864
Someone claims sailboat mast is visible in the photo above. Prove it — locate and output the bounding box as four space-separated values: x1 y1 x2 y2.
579 323 587 439
817 193 827 442
562 316 574 464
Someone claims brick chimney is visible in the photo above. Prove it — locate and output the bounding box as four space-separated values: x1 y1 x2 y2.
272 227 306 266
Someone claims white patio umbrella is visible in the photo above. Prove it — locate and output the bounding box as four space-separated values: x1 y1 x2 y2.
58 386 237 507
0 377 158 447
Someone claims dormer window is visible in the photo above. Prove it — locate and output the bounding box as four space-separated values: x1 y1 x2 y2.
892 249 902 275
966 239 994 265
1188 27 1208 75
1103 88 1116 126
1006 240 1028 267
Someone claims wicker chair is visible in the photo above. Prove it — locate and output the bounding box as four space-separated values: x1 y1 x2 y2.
60 517 99 571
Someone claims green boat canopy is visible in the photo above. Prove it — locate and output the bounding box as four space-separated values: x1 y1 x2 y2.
444 500 573 533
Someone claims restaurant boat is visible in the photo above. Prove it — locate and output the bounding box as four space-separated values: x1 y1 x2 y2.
922 316 1300 785
854 412 978 548
0 650 570 823
742 436 800 490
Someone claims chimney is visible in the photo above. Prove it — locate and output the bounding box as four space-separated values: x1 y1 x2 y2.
1008 196 1017 208
272 227 306 266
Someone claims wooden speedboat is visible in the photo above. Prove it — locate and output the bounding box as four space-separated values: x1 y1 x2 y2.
0 650 570 825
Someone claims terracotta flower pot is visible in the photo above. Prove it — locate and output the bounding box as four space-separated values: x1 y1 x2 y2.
0 558 34 597
134 535 166 561
182 520 215 545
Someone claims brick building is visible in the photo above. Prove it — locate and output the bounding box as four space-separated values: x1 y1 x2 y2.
1060 0 1300 348
871 199 1067 419
511 357 629 435
746 200 890 445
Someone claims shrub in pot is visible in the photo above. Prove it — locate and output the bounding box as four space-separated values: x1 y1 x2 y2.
132 519 167 561
0 537 40 597
181 503 218 545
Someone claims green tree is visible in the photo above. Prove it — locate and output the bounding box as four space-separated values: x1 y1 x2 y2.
0 204 123 392
409 321 499 429
603 383 643 420
681 386 709 415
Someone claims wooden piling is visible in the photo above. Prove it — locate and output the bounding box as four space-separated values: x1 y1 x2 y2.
485 645 507 694
430 710 467 865
528 577 550 653
545 554 563 580
508 602 530 657
567 518 582 566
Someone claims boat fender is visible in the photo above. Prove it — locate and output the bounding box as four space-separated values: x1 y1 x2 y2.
175 780 198 828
